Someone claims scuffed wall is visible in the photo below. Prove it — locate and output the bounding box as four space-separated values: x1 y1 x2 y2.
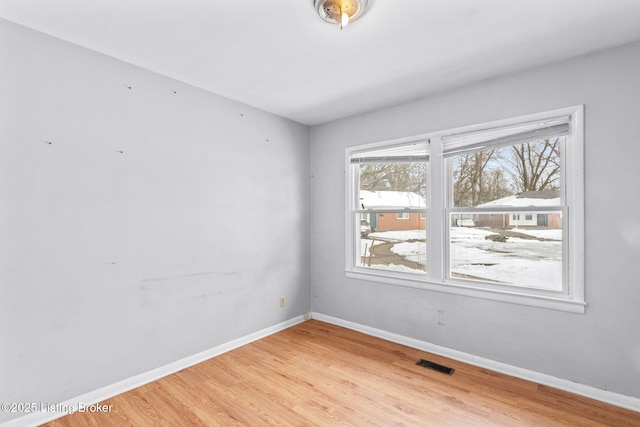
0 18 310 423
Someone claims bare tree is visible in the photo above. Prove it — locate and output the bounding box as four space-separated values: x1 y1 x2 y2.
452 150 496 206
362 137 560 208
359 162 426 196
485 169 512 202
504 138 561 193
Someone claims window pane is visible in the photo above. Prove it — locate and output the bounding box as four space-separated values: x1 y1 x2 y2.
357 213 426 274
359 162 427 210
355 159 427 274
449 212 563 290
451 137 563 208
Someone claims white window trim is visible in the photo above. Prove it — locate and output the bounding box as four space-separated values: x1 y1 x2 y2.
396 212 410 220
345 106 585 314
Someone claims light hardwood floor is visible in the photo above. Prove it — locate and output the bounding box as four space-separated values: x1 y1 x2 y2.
46 320 640 426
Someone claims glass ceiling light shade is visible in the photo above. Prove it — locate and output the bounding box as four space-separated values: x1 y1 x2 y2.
314 0 368 29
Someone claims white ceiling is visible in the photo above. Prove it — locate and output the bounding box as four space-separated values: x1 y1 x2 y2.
2 0 640 126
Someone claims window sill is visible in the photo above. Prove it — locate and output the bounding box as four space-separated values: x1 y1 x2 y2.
345 270 586 314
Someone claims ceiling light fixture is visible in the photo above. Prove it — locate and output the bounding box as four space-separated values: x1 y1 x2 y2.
314 0 369 29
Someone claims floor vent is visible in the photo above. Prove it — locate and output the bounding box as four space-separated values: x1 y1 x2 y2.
416 359 455 375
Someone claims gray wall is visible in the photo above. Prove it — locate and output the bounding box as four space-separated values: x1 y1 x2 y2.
310 41 640 399
0 19 310 423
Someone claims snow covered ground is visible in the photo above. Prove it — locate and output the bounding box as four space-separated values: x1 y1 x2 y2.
360 237 385 256
511 228 562 240
450 227 562 290
362 227 562 290
390 241 425 264
370 230 426 241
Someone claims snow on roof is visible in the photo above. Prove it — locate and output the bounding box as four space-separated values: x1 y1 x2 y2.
477 191 560 208
360 190 425 209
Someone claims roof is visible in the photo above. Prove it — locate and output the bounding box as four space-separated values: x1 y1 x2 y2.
477 191 560 208
360 191 425 209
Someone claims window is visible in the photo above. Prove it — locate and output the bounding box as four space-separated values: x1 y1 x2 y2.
346 106 585 313
347 140 428 274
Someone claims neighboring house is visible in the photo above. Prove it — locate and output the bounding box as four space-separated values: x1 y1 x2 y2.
360 190 426 231
474 191 562 228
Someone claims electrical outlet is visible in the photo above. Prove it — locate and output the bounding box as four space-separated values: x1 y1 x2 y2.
279 297 285 308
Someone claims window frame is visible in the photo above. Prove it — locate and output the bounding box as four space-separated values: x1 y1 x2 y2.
345 105 585 313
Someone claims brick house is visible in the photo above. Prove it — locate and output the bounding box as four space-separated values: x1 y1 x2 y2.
360 190 426 232
474 191 562 228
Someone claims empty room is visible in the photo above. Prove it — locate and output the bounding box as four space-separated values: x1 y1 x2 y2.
2 1 640 426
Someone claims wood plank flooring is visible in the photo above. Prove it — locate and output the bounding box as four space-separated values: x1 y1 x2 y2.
46 320 640 426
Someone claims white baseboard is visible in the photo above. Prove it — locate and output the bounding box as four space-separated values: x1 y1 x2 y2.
311 312 640 414
1 315 308 427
